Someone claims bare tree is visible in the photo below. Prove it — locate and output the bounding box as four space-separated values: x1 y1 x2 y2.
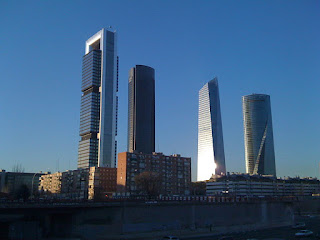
190 181 206 195
134 171 161 198
12 163 25 173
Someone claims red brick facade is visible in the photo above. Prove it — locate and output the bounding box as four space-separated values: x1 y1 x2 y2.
117 152 191 196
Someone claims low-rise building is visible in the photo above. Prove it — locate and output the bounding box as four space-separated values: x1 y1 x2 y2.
39 172 63 195
117 152 191 196
39 167 116 200
206 173 320 197
0 169 45 196
61 168 89 199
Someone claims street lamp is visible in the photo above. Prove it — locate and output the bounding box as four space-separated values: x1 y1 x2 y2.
31 172 38 199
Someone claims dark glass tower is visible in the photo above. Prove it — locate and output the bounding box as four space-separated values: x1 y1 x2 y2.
78 28 118 169
242 94 276 176
128 65 155 154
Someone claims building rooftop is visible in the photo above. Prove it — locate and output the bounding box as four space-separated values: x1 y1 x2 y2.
208 173 319 183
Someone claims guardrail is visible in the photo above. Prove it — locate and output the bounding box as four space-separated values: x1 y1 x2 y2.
0 195 300 208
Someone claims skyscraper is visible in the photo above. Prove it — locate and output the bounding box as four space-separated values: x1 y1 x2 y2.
242 94 276 176
127 65 155 154
78 28 118 169
197 77 226 181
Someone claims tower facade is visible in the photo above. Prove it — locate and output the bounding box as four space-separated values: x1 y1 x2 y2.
197 78 226 181
78 28 118 169
127 65 155 154
242 94 276 176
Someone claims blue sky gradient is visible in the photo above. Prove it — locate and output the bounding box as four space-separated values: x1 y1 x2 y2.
0 0 319 180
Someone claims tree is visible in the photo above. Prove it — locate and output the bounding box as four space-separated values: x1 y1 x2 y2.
15 184 30 201
134 171 161 198
190 181 206 195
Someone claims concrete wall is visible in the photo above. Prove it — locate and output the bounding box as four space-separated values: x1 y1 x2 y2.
72 201 294 239
0 200 299 239
293 198 320 214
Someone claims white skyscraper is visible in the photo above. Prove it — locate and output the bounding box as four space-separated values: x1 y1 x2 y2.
197 77 226 181
78 28 118 169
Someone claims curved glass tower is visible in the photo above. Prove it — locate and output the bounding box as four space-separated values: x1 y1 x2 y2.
197 78 226 181
127 65 155 154
78 28 118 169
242 94 276 176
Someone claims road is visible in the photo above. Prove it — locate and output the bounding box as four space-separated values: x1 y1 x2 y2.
182 215 320 240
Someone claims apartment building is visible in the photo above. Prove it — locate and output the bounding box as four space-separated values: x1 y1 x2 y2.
39 172 63 195
117 152 191 196
88 167 117 199
39 167 116 200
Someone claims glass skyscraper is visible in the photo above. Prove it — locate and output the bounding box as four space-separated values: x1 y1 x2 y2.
197 78 226 181
242 94 276 176
78 28 118 169
127 65 155 154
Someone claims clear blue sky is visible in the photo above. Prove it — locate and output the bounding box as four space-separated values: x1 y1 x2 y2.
0 0 319 181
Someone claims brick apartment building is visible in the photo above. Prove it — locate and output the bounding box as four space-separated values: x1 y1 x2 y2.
117 152 191 196
88 167 117 199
